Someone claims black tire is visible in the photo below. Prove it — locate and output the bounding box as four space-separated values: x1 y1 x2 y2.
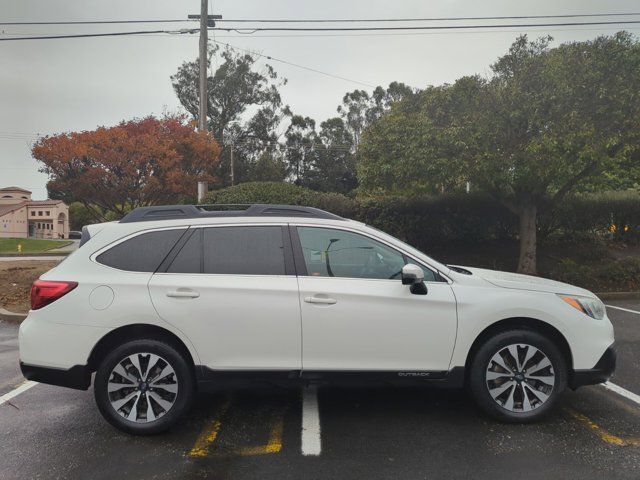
469 329 567 423
94 339 195 435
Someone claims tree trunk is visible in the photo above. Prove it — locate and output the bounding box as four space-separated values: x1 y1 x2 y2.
517 204 537 275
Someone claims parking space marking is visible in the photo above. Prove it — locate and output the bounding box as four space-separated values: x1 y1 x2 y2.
189 398 288 458
592 386 640 417
605 304 640 315
602 382 640 407
301 385 321 456
567 408 640 447
0 380 37 407
188 397 231 458
231 408 286 456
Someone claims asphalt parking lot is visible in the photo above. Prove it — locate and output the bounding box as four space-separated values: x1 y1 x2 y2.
1 301 639 479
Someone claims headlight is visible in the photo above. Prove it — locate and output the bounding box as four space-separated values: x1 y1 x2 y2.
558 294 606 320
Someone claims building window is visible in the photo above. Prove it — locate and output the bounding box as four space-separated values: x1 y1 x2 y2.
31 211 36 216
46 211 50 216
38 211 42 216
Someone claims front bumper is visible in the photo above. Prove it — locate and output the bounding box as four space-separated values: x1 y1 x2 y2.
20 362 91 390
569 345 616 389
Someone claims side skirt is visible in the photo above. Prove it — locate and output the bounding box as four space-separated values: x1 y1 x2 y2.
195 366 466 391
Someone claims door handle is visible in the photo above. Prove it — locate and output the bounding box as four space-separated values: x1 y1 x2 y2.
304 296 337 305
166 290 200 299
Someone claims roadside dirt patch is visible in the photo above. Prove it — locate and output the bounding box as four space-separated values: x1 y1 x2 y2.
0 261 59 313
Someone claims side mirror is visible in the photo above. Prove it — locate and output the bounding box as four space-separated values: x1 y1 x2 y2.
402 264 428 295
402 264 424 285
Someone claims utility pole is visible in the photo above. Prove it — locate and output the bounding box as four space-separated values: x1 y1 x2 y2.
197 0 207 131
188 7 222 131
189 5 222 200
230 143 235 185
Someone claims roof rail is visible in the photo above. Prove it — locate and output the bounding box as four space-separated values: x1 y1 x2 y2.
119 204 344 223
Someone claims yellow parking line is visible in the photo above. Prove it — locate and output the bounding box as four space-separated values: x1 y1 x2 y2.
188 397 232 458
566 408 640 447
235 411 285 456
203 404 288 458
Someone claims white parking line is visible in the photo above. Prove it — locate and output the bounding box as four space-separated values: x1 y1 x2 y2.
301 385 321 456
602 381 640 407
0 380 37 406
605 304 640 315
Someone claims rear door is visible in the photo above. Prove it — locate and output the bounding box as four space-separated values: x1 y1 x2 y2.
148 224 302 371
293 225 458 373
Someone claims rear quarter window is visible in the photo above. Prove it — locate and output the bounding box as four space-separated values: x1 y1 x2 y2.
96 229 185 272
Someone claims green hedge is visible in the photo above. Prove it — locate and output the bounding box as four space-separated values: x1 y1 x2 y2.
203 182 640 249
545 191 640 242
203 181 357 217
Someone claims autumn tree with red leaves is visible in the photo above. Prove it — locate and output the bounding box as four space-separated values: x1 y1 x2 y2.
33 116 220 220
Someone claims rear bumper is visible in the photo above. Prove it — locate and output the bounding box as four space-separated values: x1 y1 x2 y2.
20 362 91 390
570 345 616 389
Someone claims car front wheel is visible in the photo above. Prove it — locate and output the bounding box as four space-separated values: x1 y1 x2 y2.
469 329 567 423
94 339 194 435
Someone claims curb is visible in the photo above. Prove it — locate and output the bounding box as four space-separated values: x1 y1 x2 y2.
0 307 27 324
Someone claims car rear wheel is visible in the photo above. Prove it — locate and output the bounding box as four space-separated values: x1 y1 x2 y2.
94 339 194 435
469 329 567 423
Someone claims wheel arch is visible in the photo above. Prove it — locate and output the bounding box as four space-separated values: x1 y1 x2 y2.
87 323 197 375
464 317 573 378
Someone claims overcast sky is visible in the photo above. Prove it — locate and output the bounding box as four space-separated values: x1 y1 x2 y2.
1 0 639 199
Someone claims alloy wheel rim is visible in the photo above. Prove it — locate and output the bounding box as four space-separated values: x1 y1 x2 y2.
107 353 179 423
485 343 555 413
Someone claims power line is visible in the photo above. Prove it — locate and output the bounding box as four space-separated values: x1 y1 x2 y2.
216 19 640 33
2 12 640 26
218 13 640 23
213 40 375 88
81 25 640 39
0 19 190 26
0 29 172 41
3 18 640 41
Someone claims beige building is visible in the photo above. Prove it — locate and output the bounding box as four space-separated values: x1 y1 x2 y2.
0 187 69 239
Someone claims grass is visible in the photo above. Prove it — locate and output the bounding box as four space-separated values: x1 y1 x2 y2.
0 238 72 254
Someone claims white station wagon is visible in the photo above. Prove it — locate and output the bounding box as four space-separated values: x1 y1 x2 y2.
19 204 615 434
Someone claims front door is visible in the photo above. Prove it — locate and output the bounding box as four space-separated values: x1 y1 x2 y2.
149 225 301 371
294 225 458 372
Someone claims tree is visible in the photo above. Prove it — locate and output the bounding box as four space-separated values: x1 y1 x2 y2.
357 84 468 196
338 82 416 147
283 115 318 184
33 116 220 220
358 33 640 274
278 83 414 193
304 117 357 193
172 45 288 186
246 151 287 182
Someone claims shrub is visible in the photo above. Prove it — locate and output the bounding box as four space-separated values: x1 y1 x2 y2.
551 257 640 292
204 182 640 249
551 191 640 243
203 182 357 217
356 194 516 250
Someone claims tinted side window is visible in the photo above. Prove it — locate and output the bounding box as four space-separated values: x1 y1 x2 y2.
203 226 286 275
97 229 185 272
167 229 202 273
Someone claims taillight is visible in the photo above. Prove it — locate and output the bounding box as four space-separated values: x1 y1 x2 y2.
30 280 78 310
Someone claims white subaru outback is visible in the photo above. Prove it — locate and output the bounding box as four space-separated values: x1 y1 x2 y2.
19 204 615 434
